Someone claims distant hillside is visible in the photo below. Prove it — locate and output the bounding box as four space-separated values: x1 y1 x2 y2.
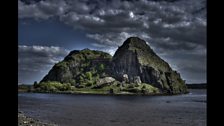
18 84 34 92
186 83 207 89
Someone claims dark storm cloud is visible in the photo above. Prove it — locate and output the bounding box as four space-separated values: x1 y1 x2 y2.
18 0 206 83
18 0 206 49
19 45 68 71
160 52 206 83
18 45 69 83
19 0 68 19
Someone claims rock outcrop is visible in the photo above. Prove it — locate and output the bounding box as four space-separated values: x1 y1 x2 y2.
111 37 187 94
40 37 187 94
41 48 112 86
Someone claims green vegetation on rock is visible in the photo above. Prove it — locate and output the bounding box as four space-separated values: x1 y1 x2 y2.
121 83 160 94
35 81 72 92
37 37 188 95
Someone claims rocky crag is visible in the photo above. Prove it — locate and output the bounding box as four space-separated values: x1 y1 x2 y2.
37 37 187 95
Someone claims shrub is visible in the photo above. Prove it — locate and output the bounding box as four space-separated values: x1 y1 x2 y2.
116 83 121 87
85 72 93 81
86 82 93 87
56 61 68 68
128 84 135 88
37 81 72 92
98 64 105 72
33 81 38 88
95 74 100 80
79 76 84 84
141 89 147 94
76 85 85 88
124 88 141 93
109 88 114 94
134 83 139 87
69 79 76 86
100 64 104 70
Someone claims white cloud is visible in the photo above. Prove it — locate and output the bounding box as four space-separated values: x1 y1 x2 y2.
19 0 68 19
18 45 69 83
18 0 207 83
129 11 134 18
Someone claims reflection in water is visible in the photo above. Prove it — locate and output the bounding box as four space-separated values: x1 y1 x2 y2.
18 89 206 126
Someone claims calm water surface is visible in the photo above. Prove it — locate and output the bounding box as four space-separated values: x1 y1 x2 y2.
18 89 206 126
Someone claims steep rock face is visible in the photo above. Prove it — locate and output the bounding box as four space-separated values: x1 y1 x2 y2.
40 37 187 94
41 49 112 85
111 37 187 94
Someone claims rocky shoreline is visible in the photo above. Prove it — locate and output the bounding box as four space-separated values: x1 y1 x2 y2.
19 90 189 96
18 111 58 126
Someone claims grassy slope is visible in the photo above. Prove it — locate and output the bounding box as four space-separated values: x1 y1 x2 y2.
32 81 161 95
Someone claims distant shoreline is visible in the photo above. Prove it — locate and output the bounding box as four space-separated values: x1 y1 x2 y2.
18 83 191 96
18 90 190 96
20 83 208 96
186 83 207 89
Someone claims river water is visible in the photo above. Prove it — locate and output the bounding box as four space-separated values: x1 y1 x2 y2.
18 89 206 126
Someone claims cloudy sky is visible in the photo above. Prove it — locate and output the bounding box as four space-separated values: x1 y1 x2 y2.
18 0 206 84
